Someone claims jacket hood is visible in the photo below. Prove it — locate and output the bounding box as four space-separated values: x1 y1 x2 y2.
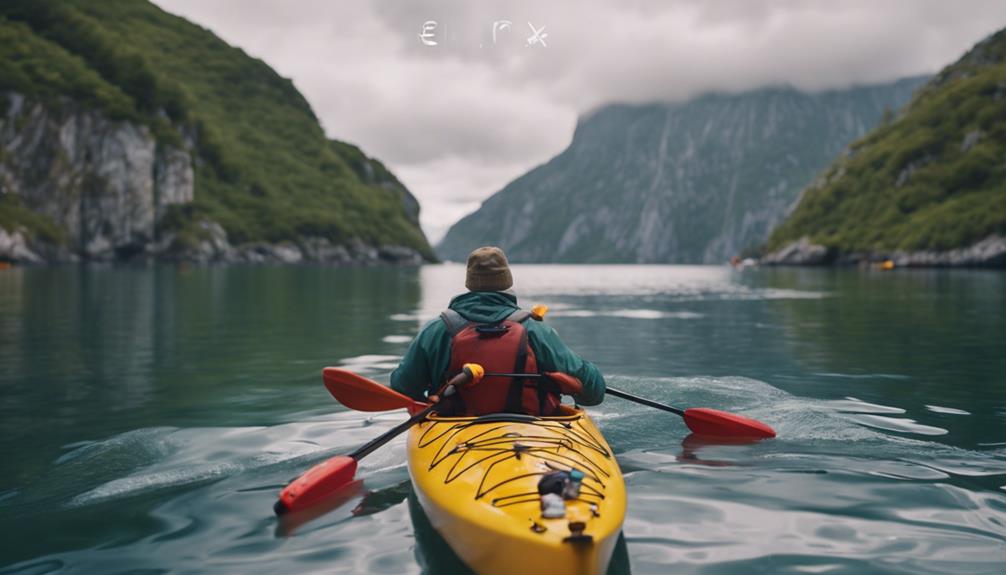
448 291 519 323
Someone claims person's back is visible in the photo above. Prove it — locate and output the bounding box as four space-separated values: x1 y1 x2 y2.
391 246 605 416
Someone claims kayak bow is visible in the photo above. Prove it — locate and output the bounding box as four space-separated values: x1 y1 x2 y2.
407 406 626 575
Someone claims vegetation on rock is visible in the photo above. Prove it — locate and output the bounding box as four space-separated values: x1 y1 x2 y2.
767 28 1006 256
0 0 432 260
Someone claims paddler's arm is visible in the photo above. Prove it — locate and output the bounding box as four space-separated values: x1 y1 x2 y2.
390 320 452 401
527 322 606 406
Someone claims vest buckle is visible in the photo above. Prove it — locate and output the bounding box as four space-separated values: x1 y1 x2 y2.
475 323 510 338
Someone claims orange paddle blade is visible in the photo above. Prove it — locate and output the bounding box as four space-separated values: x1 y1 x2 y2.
683 408 776 439
322 367 428 412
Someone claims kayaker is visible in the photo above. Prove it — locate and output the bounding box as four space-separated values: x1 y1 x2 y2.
390 246 605 415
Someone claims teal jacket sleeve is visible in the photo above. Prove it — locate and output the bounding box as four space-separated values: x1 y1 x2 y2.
390 320 452 401
527 321 606 406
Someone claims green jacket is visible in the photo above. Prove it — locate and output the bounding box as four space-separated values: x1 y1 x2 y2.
390 291 605 406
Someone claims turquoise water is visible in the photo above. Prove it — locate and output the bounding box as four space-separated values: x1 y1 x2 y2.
1 264 1005 573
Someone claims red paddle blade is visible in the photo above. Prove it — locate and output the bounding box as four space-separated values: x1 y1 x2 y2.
274 455 358 515
322 367 427 412
276 479 365 536
683 408 776 439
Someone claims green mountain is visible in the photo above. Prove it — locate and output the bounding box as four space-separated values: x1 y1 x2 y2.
765 28 1006 266
0 0 433 263
438 79 926 264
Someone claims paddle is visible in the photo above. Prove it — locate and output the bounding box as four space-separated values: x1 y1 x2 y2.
482 371 774 438
322 367 429 414
323 367 776 440
273 364 484 516
604 386 775 439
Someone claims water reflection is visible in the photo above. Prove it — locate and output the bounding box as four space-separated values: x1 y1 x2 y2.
0 265 424 483
759 267 1005 450
2 264 1006 573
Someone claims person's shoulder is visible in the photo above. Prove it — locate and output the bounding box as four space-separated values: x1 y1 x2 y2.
412 314 457 346
523 317 558 338
419 315 449 335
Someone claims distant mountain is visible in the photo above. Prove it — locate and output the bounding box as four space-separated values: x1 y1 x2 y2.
765 28 1006 267
438 79 927 263
0 0 433 264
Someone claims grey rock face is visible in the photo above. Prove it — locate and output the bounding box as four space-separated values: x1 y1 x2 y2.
763 235 1006 267
0 92 193 260
1 93 426 266
378 245 425 265
155 147 195 216
189 221 232 263
761 237 831 265
0 228 41 263
890 235 1006 267
300 236 350 263
156 221 425 266
961 129 982 152
439 78 928 263
267 243 303 264
895 154 934 188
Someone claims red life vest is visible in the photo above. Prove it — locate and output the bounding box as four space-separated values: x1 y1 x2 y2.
440 309 560 416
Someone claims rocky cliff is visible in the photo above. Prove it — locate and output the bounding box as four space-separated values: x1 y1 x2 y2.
438 79 927 263
0 0 432 264
0 92 193 262
764 28 1006 267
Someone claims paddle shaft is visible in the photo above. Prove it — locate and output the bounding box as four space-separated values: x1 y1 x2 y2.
483 371 687 417
348 401 436 460
604 387 685 416
349 367 475 460
275 369 481 516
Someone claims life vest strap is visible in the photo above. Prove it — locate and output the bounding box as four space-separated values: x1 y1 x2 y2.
506 309 532 323
439 306 557 416
504 325 530 413
439 309 471 337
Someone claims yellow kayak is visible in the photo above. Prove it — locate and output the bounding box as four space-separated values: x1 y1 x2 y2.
407 406 626 575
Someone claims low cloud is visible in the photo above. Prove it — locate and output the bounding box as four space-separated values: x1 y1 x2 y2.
154 0 1006 241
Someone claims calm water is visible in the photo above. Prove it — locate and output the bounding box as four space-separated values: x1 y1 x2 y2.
1 264 1005 574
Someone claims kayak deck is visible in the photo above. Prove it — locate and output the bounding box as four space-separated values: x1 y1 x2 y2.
407 407 626 575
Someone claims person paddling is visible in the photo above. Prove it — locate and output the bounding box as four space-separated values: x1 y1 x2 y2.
277 248 771 514
391 246 605 415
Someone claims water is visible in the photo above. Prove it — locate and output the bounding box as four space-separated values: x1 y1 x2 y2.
1 264 1005 574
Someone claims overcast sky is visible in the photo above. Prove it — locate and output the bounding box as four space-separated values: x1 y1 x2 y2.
154 0 1006 242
